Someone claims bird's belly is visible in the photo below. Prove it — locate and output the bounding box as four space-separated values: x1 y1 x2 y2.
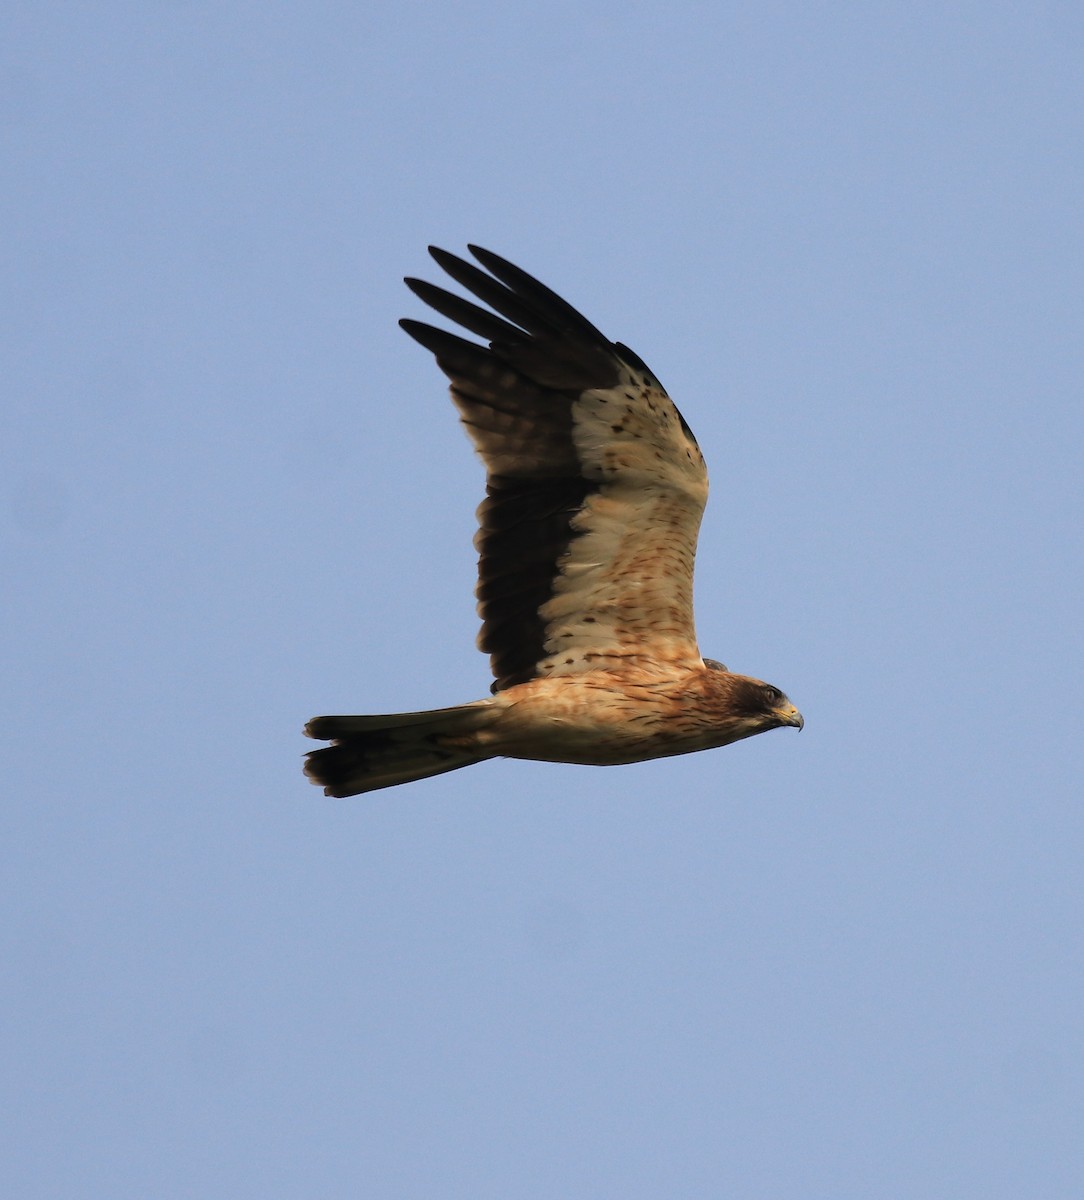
480 671 741 766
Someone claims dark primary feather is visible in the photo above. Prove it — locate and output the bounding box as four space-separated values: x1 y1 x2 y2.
465 245 613 343
404 278 518 344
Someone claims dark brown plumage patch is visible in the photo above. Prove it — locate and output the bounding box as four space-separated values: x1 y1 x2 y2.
724 676 791 723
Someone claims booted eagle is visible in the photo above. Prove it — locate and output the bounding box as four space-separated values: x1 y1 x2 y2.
304 246 802 796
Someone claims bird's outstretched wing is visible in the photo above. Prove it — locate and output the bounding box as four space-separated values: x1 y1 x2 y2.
401 246 709 693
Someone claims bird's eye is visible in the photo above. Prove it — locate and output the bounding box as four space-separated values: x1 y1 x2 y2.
764 686 782 706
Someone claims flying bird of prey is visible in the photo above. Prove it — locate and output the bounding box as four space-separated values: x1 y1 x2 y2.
304 246 802 797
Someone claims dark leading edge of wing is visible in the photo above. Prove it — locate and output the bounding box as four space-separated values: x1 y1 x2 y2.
400 246 659 692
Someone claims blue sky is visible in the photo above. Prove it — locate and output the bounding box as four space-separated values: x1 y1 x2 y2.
4 2 1083 1196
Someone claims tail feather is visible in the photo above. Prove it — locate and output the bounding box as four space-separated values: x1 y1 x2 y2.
303 701 498 798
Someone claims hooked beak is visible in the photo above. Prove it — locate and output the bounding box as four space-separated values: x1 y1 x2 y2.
776 703 804 731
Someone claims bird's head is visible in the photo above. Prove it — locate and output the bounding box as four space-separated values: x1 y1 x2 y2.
734 676 804 732
704 664 804 741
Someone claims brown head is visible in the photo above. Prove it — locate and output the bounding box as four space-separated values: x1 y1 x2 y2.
703 662 804 746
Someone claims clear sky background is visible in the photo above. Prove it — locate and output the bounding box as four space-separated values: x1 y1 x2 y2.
4 3 1083 1197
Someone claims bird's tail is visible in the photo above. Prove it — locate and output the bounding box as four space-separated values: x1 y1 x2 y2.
303 701 500 797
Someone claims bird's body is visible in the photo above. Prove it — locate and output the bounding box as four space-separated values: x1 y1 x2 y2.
304 246 802 797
